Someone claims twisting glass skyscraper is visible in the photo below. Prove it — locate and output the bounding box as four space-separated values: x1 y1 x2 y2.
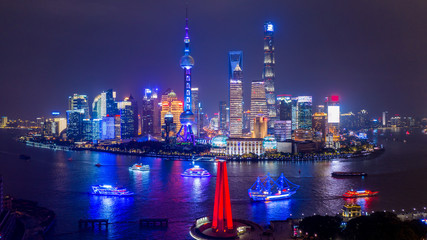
177 10 195 144
263 22 276 131
228 51 243 137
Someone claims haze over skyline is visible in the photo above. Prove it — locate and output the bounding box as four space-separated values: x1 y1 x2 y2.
1 0 427 119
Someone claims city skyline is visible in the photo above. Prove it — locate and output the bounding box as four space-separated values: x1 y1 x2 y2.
1 1 427 119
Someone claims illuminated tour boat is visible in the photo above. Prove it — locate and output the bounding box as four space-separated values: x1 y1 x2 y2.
342 189 378 198
181 165 211 177
91 185 134 196
129 163 150 171
248 173 299 201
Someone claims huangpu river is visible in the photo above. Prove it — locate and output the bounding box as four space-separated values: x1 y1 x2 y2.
0 128 426 239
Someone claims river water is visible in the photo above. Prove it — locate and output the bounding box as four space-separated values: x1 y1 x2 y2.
0 128 426 239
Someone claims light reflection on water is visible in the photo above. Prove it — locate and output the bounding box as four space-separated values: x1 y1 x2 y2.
0 129 426 239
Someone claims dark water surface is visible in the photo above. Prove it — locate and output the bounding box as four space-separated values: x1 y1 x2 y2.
0 129 426 239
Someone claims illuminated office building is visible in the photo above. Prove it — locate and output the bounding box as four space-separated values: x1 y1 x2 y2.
101 116 115 140
142 88 160 136
263 21 276 131
277 95 292 121
297 96 313 130
312 112 328 142
250 80 268 131
274 120 291 141
1 116 7 128
82 119 93 141
191 87 202 137
252 116 268 138
382 111 388 127
242 110 251 134
92 89 117 119
291 97 298 130
68 94 90 119
66 109 84 141
228 51 243 138
357 109 369 129
219 101 227 132
118 96 138 139
316 105 325 113
161 91 183 136
325 96 340 142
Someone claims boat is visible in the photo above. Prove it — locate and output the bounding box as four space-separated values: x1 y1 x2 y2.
332 172 367 177
19 154 31 160
248 173 299 201
192 156 215 162
181 165 211 177
91 185 134 196
129 163 150 171
95 163 102 167
342 189 378 198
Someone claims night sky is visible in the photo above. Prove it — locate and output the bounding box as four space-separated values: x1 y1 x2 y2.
1 1 427 119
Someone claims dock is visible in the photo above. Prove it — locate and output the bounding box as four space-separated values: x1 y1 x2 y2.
139 218 168 228
79 219 109 229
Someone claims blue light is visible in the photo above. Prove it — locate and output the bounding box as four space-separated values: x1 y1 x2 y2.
51 111 60 116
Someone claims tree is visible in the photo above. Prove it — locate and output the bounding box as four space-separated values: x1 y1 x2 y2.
299 215 342 239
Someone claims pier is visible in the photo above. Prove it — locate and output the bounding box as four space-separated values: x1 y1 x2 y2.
139 218 168 228
78 219 109 229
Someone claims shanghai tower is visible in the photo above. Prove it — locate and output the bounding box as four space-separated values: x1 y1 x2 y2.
176 9 195 144
263 22 276 131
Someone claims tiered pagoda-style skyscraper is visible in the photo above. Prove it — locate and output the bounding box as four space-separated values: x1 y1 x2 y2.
177 9 195 144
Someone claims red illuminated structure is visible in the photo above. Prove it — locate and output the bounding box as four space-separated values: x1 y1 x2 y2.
212 161 233 232
189 160 263 239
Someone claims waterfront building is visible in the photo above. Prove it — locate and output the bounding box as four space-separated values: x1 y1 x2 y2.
161 91 183 136
82 119 93 141
228 51 244 138
294 129 313 142
114 115 121 139
250 80 268 131
297 96 313 130
342 204 362 219
252 115 268 138
263 136 277 152
219 101 227 132
41 117 67 137
263 21 276 132
274 120 292 141
291 97 298 130
312 112 328 142
226 138 264 156
68 94 90 119
92 118 101 141
341 112 357 130
66 109 84 141
326 96 340 142
390 115 402 127
141 88 160 136
101 116 115 140
357 109 369 129
118 96 138 139
177 11 195 144
1 116 7 128
382 111 388 127
210 135 228 154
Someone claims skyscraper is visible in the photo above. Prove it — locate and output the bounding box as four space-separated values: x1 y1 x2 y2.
218 101 227 132
177 10 195 144
68 94 90 119
277 95 292 121
297 96 313 130
66 109 84 141
191 87 201 137
92 89 117 119
141 88 160 136
118 95 138 139
325 96 340 142
263 22 276 131
161 91 183 136
228 51 243 137
312 112 328 142
250 80 268 132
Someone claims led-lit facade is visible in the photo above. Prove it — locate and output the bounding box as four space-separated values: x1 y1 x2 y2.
161 91 183 136
297 96 312 130
229 51 244 138
325 96 340 142
68 94 90 119
312 112 328 142
274 120 292 141
142 88 160 136
66 109 84 141
263 21 276 131
252 116 268 138
250 80 268 131
226 138 264 156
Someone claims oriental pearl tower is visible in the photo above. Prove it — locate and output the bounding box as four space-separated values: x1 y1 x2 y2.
176 9 195 145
